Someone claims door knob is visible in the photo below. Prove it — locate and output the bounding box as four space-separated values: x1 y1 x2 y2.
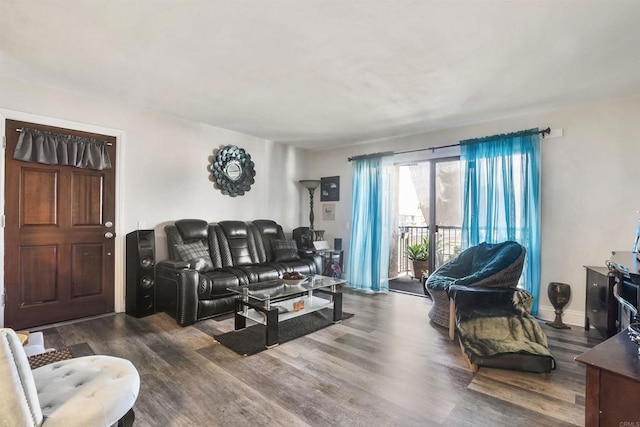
105 232 115 239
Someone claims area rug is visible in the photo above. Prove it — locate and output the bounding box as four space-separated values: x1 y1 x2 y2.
28 348 74 369
214 309 354 356
27 342 95 369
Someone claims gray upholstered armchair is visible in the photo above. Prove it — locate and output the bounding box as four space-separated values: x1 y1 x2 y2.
0 328 140 426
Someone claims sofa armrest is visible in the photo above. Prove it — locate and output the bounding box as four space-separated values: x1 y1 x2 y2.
299 251 323 275
158 259 190 269
156 261 199 326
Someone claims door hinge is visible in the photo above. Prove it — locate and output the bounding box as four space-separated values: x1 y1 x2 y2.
2 136 5 149
0 215 4 228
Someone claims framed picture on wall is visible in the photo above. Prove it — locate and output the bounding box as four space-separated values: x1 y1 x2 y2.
320 176 340 201
322 203 336 221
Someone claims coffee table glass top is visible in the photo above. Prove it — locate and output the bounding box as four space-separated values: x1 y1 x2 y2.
227 274 345 301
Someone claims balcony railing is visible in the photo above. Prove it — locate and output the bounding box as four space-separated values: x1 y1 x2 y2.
397 225 462 276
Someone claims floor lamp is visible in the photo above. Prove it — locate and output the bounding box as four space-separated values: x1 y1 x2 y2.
299 179 321 243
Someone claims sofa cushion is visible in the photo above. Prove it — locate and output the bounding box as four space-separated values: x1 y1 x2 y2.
175 241 214 272
273 259 315 275
236 265 281 283
271 239 300 262
175 219 209 241
217 221 255 266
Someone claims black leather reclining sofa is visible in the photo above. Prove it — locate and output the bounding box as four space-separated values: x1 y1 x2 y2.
156 219 322 326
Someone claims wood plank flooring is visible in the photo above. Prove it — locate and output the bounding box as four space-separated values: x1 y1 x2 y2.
35 289 602 426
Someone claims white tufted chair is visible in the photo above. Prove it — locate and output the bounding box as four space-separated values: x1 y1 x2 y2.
0 328 140 427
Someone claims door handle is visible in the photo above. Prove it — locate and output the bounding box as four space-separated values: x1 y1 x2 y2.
104 232 115 239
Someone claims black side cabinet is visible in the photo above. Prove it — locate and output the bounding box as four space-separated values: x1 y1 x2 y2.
584 266 617 338
320 250 343 278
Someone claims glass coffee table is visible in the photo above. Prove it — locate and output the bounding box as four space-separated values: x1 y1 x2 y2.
227 274 345 348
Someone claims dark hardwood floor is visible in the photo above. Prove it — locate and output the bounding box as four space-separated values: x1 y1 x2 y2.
36 289 602 426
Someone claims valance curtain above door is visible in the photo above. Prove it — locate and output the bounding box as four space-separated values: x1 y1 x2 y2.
14 128 112 170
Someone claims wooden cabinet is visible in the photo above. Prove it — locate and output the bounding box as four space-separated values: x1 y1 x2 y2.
575 331 640 427
584 266 617 338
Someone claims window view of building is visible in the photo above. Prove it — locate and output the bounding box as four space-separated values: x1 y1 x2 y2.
398 166 427 227
394 160 462 278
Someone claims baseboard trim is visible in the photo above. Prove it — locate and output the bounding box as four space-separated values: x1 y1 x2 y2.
537 306 584 328
29 313 117 332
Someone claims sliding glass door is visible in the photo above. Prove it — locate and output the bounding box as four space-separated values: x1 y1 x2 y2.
432 159 462 269
394 157 461 279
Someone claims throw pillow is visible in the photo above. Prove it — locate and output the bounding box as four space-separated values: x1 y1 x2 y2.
175 241 214 272
271 239 300 262
187 257 213 273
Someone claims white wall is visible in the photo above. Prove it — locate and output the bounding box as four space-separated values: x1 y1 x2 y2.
0 75 312 324
2 73 639 327
310 95 640 326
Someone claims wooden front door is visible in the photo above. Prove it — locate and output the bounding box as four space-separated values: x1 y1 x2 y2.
4 120 116 329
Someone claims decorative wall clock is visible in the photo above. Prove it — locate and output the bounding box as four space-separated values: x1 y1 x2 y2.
208 145 256 197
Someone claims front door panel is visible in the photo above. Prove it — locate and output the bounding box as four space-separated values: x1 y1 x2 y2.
4 119 116 329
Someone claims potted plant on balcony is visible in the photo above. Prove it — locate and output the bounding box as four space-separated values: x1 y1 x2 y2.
406 238 430 280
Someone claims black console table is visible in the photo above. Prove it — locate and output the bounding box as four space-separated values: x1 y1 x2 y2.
584 266 617 338
319 250 343 278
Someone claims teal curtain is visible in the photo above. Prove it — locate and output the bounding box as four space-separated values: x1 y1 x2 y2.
347 155 392 291
460 129 541 314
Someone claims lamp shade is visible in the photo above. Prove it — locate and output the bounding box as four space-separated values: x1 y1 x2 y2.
299 179 321 190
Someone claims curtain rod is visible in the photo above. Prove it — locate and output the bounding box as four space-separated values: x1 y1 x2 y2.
16 127 113 146
347 127 551 162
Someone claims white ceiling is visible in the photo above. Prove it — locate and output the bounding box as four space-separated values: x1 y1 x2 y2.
2 1 640 149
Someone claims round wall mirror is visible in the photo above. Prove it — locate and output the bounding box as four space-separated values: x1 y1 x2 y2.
224 160 242 181
208 145 256 197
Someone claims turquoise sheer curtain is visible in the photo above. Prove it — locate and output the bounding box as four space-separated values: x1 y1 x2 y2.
460 129 541 314
347 155 392 292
